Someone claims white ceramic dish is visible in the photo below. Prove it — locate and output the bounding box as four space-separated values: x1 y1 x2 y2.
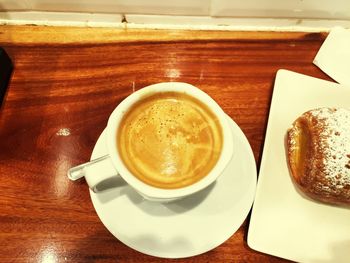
89 116 257 258
248 69 350 263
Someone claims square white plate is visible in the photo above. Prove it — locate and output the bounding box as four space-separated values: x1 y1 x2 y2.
247 69 350 263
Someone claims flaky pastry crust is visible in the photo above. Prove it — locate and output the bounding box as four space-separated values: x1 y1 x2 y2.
286 108 350 206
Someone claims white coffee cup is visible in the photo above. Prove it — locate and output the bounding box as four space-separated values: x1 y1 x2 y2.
68 82 233 202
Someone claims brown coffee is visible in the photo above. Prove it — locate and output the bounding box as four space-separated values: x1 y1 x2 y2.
117 91 223 189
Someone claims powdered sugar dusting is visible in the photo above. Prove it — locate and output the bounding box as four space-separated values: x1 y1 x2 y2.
310 108 350 188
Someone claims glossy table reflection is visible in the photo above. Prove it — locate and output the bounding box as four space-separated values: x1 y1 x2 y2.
0 26 329 262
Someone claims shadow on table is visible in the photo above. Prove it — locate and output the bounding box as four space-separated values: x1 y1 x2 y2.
69 230 131 262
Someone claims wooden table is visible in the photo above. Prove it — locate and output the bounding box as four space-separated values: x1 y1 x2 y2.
0 26 330 262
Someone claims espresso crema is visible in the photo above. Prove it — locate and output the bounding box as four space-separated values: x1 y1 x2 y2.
117 91 223 189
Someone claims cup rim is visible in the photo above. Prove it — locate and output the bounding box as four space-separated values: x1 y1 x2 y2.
106 82 233 199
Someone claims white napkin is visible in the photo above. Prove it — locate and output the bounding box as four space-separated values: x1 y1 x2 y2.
313 27 350 86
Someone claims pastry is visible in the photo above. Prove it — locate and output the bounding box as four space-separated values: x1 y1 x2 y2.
286 108 350 206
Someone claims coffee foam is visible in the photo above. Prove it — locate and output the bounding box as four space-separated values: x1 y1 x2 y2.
118 92 223 189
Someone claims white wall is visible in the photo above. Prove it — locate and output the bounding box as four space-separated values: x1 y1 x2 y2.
1 0 349 19
0 0 349 30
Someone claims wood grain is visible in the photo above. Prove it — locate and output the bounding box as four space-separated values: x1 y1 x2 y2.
0 25 330 262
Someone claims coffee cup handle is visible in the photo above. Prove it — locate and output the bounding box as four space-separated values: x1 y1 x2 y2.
67 155 118 192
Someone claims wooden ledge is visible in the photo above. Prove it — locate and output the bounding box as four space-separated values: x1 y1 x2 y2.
0 25 327 45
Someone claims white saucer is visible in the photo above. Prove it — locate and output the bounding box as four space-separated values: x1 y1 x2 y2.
89 116 257 258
